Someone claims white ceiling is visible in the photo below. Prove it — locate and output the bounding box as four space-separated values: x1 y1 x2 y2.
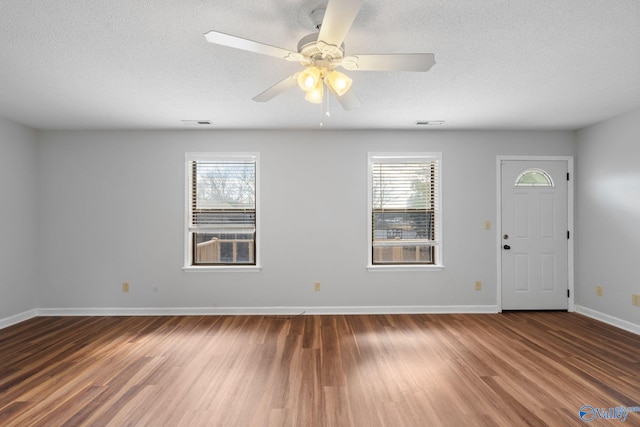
1 0 640 131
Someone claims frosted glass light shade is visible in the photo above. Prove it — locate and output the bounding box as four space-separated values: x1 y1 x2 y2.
305 80 323 104
297 67 321 91
325 70 352 96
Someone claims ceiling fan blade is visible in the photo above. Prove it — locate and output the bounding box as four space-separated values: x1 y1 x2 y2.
343 53 436 72
317 0 364 48
204 31 302 61
252 75 299 102
327 86 362 111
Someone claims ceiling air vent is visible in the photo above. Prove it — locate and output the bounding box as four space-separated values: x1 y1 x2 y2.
415 120 444 126
182 120 213 126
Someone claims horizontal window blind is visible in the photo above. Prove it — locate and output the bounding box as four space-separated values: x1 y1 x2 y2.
189 158 257 265
190 160 256 234
371 157 439 265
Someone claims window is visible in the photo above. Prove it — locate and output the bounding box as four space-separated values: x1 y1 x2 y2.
368 153 441 268
515 168 554 187
184 153 259 269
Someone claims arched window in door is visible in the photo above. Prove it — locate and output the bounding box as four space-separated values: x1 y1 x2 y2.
515 168 554 187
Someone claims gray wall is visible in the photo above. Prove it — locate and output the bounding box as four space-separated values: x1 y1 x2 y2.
576 107 640 327
4 112 640 330
0 119 38 322
35 129 575 312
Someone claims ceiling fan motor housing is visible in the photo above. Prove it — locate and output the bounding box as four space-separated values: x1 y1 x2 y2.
297 33 344 69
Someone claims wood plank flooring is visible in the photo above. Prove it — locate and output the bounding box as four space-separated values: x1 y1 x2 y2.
0 312 639 426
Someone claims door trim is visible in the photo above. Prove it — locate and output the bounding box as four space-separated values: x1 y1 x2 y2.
496 156 574 312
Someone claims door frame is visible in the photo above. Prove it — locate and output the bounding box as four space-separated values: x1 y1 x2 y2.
496 155 575 312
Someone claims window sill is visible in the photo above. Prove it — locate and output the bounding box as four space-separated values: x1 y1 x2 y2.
183 265 262 273
367 264 445 272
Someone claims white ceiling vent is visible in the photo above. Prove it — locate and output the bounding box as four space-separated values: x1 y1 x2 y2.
415 120 445 126
182 120 213 126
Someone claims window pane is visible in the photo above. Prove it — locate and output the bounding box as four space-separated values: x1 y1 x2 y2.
373 245 434 264
515 168 553 187
193 232 255 265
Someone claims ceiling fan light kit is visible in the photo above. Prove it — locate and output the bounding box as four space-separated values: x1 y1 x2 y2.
295 66 352 102
204 0 435 110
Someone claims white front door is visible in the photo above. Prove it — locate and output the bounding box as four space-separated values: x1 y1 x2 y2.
500 159 569 310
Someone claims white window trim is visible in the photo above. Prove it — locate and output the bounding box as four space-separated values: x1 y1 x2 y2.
183 152 261 272
367 152 444 271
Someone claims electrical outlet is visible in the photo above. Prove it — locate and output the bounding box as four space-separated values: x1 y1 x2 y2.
122 282 130 293
596 286 603 297
314 281 321 291
474 281 482 291
484 221 491 231
632 294 640 307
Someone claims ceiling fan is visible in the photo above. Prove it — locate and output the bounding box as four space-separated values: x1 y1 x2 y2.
204 0 436 110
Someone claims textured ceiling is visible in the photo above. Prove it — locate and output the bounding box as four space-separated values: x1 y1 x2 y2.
1 0 640 130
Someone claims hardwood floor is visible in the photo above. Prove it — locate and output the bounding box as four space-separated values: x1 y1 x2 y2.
0 312 639 426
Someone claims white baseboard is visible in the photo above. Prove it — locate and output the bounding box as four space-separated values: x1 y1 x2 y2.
5 306 636 337
2 306 499 329
36 305 500 317
0 309 38 330
575 305 640 336
305 305 500 315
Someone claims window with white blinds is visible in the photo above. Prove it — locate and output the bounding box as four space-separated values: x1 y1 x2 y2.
185 153 259 268
368 153 441 267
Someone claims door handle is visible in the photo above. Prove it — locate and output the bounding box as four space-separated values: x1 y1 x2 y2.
503 244 511 250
